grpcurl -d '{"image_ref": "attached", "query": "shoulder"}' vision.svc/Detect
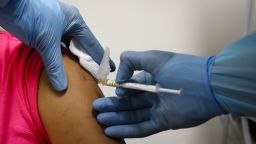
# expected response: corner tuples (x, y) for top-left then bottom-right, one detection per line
(38, 54), (124, 144)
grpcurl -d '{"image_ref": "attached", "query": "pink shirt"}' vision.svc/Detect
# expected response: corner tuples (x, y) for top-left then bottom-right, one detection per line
(0, 32), (50, 144)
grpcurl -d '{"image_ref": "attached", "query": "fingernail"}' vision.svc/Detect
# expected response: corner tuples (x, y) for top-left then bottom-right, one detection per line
(115, 88), (125, 96)
(97, 114), (104, 123)
(105, 128), (114, 136)
(92, 99), (101, 110)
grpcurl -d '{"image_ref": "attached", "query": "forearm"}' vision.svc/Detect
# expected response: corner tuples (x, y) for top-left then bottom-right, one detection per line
(210, 32), (256, 117)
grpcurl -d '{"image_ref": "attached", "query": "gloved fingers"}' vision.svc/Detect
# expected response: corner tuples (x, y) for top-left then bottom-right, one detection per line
(72, 32), (115, 72)
(104, 121), (157, 138)
(93, 94), (151, 112)
(96, 108), (150, 126)
(116, 51), (171, 83)
(115, 87), (143, 97)
(60, 3), (116, 72)
(116, 71), (155, 96)
(38, 42), (67, 91)
(130, 71), (155, 84)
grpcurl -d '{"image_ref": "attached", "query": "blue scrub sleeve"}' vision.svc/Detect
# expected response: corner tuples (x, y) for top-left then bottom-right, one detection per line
(0, 0), (11, 7)
(210, 32), (256, 117)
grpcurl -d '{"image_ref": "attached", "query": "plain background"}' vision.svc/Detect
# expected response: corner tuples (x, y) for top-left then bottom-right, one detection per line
(63, 0), (248, 143)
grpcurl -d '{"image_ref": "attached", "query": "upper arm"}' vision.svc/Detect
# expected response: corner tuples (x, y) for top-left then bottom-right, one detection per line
(38, 54), (123, 144)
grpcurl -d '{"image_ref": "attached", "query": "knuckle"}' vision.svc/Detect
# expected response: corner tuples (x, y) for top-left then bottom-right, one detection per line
(47, 61), (62, 75)
(67, 4), (80, 15)
(60, 2), (81, 18)
(35, 31), (59, 51)
(120, 51), (132, 61)
(42, 51), (62, 75)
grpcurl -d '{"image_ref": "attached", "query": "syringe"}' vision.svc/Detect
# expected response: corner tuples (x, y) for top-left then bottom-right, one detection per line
(99, 79), (182, 96)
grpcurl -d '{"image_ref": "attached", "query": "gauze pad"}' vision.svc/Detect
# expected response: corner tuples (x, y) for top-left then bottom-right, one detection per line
(69, 40), (111, 80)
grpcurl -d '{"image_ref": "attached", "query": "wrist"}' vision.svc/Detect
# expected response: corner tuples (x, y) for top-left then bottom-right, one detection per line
(0, 0), (28, 33)
(167, 54), (225, 116)
(206, 57), (226, 115)
(189, 55), (225, 116)
(0, 0), (27, 11)
(0, 0), (11, 8)
(0, 0), (21, 8)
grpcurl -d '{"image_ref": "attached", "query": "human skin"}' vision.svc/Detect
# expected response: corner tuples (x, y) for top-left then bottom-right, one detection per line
(0, 27), (122, 143)
(38, 53), (124, 144)
(0, 27), (4, 31)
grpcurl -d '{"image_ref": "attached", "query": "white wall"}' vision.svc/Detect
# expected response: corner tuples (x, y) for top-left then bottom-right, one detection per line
(63, 0), (247, 143)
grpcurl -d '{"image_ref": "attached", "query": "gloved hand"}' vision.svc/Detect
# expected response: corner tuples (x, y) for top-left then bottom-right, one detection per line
(93, 51), (225, 138)
(0, 0), (115, 91)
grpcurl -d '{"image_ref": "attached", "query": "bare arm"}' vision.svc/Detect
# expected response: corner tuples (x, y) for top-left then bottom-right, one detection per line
(38, 54), (123, 144)
(0, 27), (5, 31)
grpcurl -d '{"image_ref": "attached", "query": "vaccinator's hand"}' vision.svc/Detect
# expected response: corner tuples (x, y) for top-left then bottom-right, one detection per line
(0, 0), (115, 91)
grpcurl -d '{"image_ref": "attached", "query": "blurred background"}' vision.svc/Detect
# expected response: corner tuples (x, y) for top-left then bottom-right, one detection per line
(63, 0), (249, 143)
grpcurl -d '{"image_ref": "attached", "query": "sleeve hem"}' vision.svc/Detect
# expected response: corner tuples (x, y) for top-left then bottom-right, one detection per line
(207, 56), (228, 114)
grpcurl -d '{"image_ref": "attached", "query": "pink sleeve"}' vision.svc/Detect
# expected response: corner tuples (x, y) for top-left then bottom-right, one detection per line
(0, 32), (50, 144)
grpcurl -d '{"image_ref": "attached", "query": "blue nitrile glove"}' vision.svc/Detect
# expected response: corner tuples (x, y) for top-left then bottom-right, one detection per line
(0, 0), (115, 91)
(93, 51), (225, 138)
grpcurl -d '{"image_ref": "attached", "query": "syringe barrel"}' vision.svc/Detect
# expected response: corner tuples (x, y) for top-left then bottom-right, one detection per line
(101, 80), (182, 96)
(122, 82), (157, 93)
(122, 83), (182, 95)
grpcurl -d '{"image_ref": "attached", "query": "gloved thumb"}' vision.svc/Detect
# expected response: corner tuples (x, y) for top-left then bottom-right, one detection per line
(116, 51), (173, 83)
(38, 42), (67, 91)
